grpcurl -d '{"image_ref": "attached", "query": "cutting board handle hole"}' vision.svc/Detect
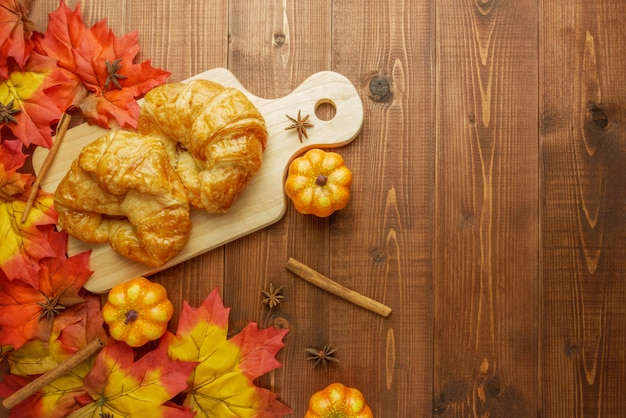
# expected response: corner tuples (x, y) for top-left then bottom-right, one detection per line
(315, 99), (337, 121)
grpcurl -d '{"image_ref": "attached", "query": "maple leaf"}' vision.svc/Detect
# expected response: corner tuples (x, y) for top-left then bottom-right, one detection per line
(0, 52), (67, 148)
(0, 198), (57, 283)
(71, 341), (195, 418)
(78, 86), (140, 131)
(0, 272), (43, 348)
(8, 294), (105, 376)
(0, 139), (32, 200)
(0, 347), (94, 418)
(163, 288), (293, 417)
(0, 0), (36, 78)
(34, 1), (170, 129)
(0, 228), (92, 349)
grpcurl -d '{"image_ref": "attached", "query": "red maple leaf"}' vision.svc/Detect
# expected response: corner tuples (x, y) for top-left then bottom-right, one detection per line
(33, 0), (170, 129)
(163, 288), (293, 417)
(0, 139), (32, 200)
(52, 293), (106, 356)
(0, 0), (36, 78)
(0, 228), (92, 349)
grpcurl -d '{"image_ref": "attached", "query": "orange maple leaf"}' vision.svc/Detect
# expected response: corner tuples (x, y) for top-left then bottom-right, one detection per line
(7, 294), (105, 377)
(33, 1), (171, 129)
(1, 52), (67, 148)
(0, 228), (92, 349)
(0, 0), (36, 78)
(163, 288), (293, 417)
(0, 139), (32, 200)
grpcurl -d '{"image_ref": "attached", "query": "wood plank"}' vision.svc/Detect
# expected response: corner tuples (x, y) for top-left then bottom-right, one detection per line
(331, 0), (435, 416)
(127, 0), (228, 82)
(225, 1), (335, 415)
(540, 0), (626, 416)
(433, 1), (540, 416)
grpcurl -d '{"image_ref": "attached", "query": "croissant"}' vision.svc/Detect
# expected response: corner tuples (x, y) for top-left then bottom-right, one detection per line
(54, 130), (192, 267)
(138, 79), (268, 213)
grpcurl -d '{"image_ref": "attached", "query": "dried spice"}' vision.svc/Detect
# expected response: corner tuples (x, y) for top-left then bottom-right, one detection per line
(305, 343), (339, 369)
(37, 293), (66, 322)
(0, 100), (21, 125)
(261, 283), (284, 309)
(285, 110), (313, 142)
(104, 58), (128, 90)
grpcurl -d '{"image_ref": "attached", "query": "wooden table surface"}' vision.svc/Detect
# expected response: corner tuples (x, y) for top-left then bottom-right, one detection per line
(3, 0), (626, 416)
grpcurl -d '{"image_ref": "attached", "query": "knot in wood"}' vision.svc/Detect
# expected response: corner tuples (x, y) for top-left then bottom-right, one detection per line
(565, 341), (579, 356)
(589, 105), (609, 130)
(370, 248), (385, 264)
(369, 76), (392, 102)
(274, 32), (286, 46)
(484, 377), (502, 398)
(269, 313), (290, 329)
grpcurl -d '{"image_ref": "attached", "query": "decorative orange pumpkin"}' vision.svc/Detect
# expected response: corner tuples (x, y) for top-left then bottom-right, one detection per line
(285, 148), (352, 217)
(305, 382), (373, 418)
(102, 277), (173, 347)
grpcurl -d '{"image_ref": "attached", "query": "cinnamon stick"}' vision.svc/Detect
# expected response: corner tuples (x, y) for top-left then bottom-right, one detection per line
(21, 113), (71, 224)
(2, 338), (104, 410)
(286, 258), (392, 317)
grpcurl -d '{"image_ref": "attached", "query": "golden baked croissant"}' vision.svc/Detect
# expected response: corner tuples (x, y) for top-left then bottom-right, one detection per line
(138, 79), (268, 213)
(54, 130), (192, 267)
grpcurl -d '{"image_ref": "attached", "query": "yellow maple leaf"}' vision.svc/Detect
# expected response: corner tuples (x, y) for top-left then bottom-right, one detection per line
(0, 195), (57, 284)
(76, 342), (195, 418)
(164, 288), (292, 417)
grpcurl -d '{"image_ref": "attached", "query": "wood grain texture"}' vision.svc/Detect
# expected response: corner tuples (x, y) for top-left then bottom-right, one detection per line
(540, 0), (626, 416)
(433, 0), (539, 416)
(2, 1), (626, 417)
(331, 0), (435, 416)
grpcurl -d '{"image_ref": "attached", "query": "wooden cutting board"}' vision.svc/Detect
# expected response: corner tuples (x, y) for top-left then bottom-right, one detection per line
(32, 68), (364, 293)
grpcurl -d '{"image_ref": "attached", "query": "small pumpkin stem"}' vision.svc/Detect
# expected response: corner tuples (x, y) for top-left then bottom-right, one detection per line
(124, 310), (139, 324)
(315, 174), (328, 187)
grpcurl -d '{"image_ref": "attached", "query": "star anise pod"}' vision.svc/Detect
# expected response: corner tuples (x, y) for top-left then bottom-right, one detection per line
(305, 343), (339, 370)
(37, 293), (66, 322)
(0, 100), (21, 125)
(261, 283), (284, 309)
(104, 58), (128, 90)
(285, 110), (313, 142)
